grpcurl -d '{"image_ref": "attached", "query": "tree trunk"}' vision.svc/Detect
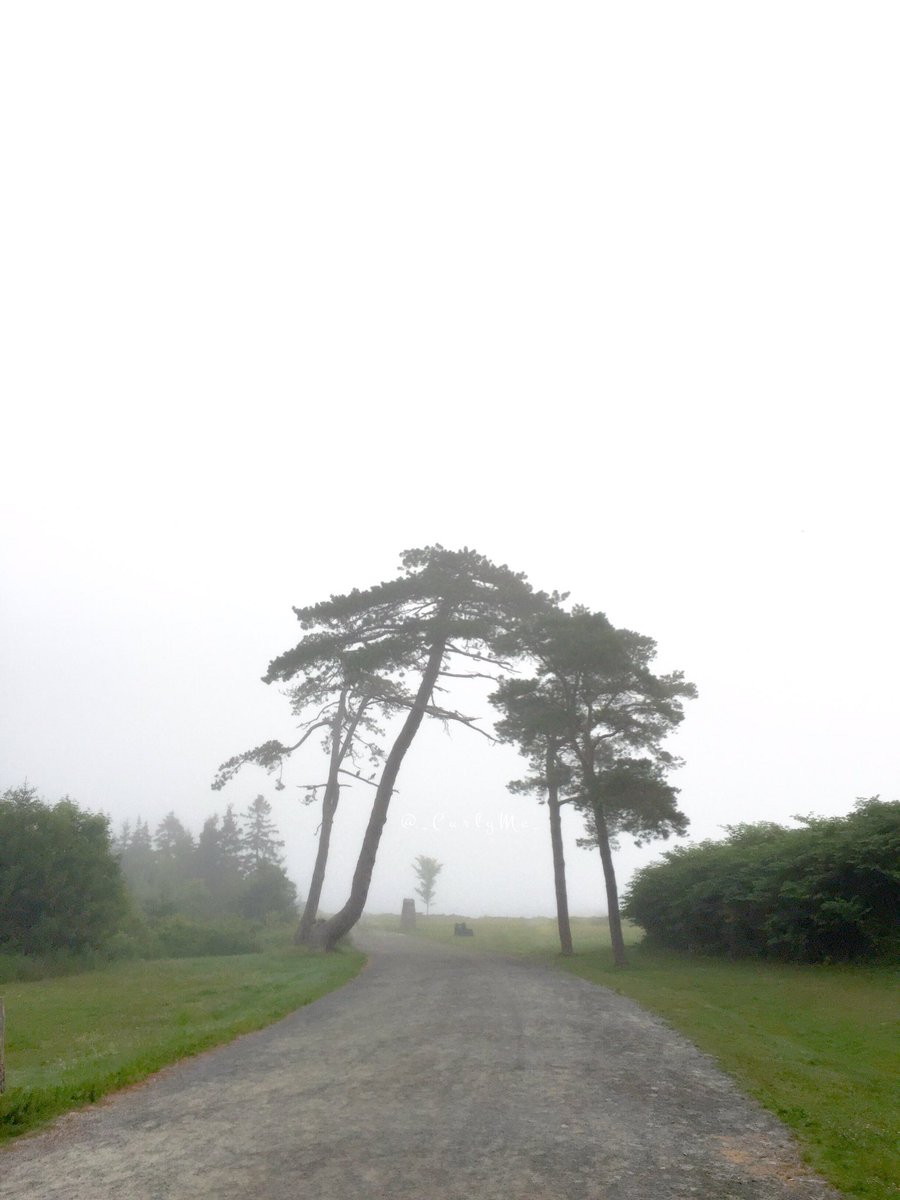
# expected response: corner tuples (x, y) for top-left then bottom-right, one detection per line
(295, 689), (347, 944)
(591, 793), (628, 967)
(316, 631), (448, 950)
(546, 743), (573, 956)
(295, 778), (339, 943)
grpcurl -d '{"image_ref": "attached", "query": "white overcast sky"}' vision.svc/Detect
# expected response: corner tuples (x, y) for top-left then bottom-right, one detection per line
(2, 3), (897, 917)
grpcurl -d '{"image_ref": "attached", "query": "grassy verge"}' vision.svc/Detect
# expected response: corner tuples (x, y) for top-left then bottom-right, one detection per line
(369, 914), (898, 1200)
(0, 933), (364, 1143)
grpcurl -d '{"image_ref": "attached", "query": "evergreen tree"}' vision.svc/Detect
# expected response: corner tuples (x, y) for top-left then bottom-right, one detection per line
(263, 546), (551, 949)
(146, 812), (196, 916)
(236, 861), (298, 923)
(493, 607), (696, 967)
(219, 804), (244, 872)
(194, 814), (223, 883)
(117, 817), (156, 910)
(154, 812), (195, 865)
(240, 795), (284, 870)
(215, 679), (388, 947)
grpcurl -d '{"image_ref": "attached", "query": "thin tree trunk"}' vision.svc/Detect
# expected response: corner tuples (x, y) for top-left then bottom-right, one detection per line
(295, 689), (347, 944)
(546, 743), (573, 956)
(591, 790), (628, 967)
(317, 629), (449, 950)
(295, 780), (339, 942)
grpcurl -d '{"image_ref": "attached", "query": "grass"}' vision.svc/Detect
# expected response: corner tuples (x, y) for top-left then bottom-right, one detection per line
(367, 913), (899, 1200)
(0, 932), (364, 1142)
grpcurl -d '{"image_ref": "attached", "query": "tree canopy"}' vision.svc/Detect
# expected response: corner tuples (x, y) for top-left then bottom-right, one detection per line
(215, 547), (698, 957)
(259, 546), (552, 948)
(412, 855), (442, 915)
(0, 784), (128, 954)
(492, 606), (696, 964)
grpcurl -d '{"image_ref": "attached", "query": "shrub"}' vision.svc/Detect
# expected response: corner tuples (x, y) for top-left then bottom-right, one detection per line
(623, 798), (900, 963)
(151, 916), (260, 958)
(0, 785), (129, 954)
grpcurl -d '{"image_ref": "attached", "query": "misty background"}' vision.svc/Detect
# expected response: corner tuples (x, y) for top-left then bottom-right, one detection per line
(2, 4), (897, 918)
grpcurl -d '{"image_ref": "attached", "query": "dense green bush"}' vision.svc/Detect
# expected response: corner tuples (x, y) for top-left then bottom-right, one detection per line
(623, 798), (899, 962)
(0, 785), (129, 955)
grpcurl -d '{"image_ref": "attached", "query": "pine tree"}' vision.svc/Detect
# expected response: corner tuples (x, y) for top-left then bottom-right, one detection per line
(154, 812), (195, 865)
(194, 815), (222, 884)
(263, 545), (552, 949)
(492, 607), (696, 967)
(117, 816), (156, 909)
(219, 804), (244, 875)
(240, 795), (284, 870)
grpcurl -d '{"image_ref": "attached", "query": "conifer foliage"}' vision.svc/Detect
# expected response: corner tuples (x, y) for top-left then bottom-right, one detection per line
(116, 798), (296, 923)
(492, 607), (696, 965)
(258, 545), (551, 948)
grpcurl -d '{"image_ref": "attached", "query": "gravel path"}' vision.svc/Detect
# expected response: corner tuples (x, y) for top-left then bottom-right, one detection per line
(0, 931), (842, 1199)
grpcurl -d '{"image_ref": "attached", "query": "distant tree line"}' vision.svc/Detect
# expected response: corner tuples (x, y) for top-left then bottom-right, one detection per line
(0, 784), (297, 971)
(13, 547), (889, 975)
(114, 795), (297, 925)
(623, 798), (900, 963)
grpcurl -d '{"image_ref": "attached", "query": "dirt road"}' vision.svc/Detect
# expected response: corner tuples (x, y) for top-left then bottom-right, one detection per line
(0, 931), (841, 1199)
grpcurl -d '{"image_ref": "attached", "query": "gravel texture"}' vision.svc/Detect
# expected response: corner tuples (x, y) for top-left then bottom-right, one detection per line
(0, 930), (843, 1199)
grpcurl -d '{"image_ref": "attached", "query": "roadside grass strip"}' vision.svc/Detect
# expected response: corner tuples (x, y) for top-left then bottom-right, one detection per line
(376, 914), (899, 1200)
(0, 941), (364, 1142)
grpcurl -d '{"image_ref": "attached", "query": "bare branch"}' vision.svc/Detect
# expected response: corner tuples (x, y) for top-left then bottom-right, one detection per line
(439, 671), (503, 681)
(287, 720), (333, 751)
(338, 769), (386, 790)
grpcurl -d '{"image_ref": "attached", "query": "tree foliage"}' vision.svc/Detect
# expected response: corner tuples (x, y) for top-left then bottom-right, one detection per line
(0, 784), (129, 954)
(412, 855), (442, 915)
(492, 606), (696, 965)
(261, 545), (551, 948)
(623, 798), (900, 962)
(214, 678), (387, 944)
(116, 799), (296, 924)
(240, 795), (285, 871)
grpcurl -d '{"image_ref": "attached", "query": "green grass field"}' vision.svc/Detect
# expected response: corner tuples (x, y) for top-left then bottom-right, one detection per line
(367, 914), (899, 1200)
(0, 936), (364, 1142)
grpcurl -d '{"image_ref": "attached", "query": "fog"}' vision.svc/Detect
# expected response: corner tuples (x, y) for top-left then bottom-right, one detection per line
(2, 4), (897, 919)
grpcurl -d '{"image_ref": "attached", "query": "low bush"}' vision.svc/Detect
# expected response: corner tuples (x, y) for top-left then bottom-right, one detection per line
(151, 915), (260, 957)
(623, 797), (899, 962)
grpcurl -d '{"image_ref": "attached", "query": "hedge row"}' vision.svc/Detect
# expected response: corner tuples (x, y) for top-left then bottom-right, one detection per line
(622, 797), (899, 962)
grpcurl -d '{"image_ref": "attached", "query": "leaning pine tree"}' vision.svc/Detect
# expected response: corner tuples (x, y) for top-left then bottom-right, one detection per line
(214, 659), (397, 944)
(263, 546), (551, 950)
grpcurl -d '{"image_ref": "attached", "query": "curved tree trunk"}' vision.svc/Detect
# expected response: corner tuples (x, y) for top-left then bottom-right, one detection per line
(591, 790), (628, 967)
(295, 778), (339, 943)
(546, 743), (573, 956)
(295, 689), (347, 944)
(316, 631), (448, 951)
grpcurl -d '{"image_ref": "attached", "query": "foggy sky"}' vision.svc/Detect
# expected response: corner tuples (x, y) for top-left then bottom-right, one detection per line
(2, 4), (897, 918)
